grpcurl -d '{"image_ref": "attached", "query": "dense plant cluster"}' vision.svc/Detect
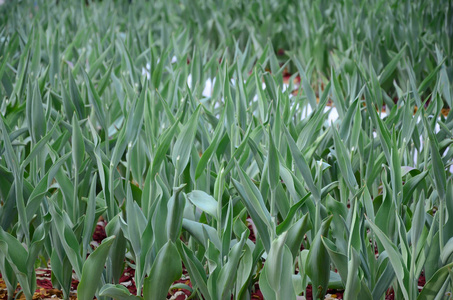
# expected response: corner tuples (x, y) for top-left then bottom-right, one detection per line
(0, 0), (452, 299)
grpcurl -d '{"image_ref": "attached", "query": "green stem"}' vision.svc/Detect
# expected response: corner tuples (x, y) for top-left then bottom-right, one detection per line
(108, 166), (115, 220)
(73, 171), (79, 222)
(205, 163), (210, 194)
(173, 168), (179, 188)
(315, 200), (321, 234)
(135, 256), (142, 296)
(126, 144), (132, 185)
(439, 199), (445, 252)
(270, 188), (276, 219)
(105, 106), (110, 157)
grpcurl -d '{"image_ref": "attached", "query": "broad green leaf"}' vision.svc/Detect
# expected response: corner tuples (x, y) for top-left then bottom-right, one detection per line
(344, 249), (360, 300)
(260, 241), (296, 300)
(166, 184), (186, 242)
(187, 190), (218, 221)
(77, 236), (115, 300)
(306, 216), (333, 299)
(285, 213), (312, 259)
(235, 243), (253, 299)
(143, 241), (182, 299)
(30, 82), (46, 143)
(99, 284), (141, 300)
(417, 262), (453, 300)
(322, 237), (349, 284)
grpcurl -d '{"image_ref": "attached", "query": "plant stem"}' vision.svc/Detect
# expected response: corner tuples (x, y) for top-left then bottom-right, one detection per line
(73, 171), (79, 222)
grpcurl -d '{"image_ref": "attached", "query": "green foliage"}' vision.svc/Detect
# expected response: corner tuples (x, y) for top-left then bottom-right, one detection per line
(0, 0), (452, 299)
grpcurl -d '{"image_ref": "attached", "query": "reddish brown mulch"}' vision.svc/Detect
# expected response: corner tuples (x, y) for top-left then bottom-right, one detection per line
(117, 266), (136, 295)
(92, 219), (107, 244)
(247, 218), (257, 243)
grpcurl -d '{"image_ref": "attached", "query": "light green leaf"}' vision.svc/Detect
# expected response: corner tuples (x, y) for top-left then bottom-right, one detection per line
(77, 236), (116, 300)
(172, 106), (201, 177)
(143, 241), (182, 299)
(187, 190), (218, 221)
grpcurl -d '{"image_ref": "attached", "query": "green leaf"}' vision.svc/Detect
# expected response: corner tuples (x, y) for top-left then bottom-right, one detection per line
(82, 68), (106, 129)
(266, 232), (288, 292)
(260, 240), (296, 300)
(216, 231), (248, 300)
(166, 184), (186, 242)
(143, 241), (182, 299)
(235, 244), (253, 298)
(50, 30), (59, 87)
(195, 109), (225, 179)
(418, 58), (447, 94)
(283, 125), (320, 201)
(178, 242), (211, 300)
(30, 82), (46, 143)
(267, 126), (279, 191)
(49, 204), (83, 278)
(378, 44), (406, 85)
(172, 106), (201, 177)
(0, 228), (35, 300)
(77, 236), (115, 300)
(366, 216), (409, 299)
(150, 119), (179, 178)
(82, 174), (98, 258)
(68, 70), (85, 119)
(232, 162), (272, 252)
(99, 284), (141, 300)
(182, 219), (221, 250)
(306, 216), (333, 299)
(88, 45), (112, 78)
(417, 262), (453, 300)
(124, 185), (147, 257)
(276, 193), (311, 234)
(20, 118), (58, 169)
(302, 75), (317, 109)
(402, 171), (428, 205)
(71, 115), (85, 172)
(285, 213), (312, 259)
(332, 125), (358, 192)
(187, 190), (218, 221)
(344, 249), (361, 300)
(322, 237), (348, 285)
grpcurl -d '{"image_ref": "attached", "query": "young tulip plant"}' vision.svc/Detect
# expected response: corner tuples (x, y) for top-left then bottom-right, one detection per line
(0, 1), (453, 300)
